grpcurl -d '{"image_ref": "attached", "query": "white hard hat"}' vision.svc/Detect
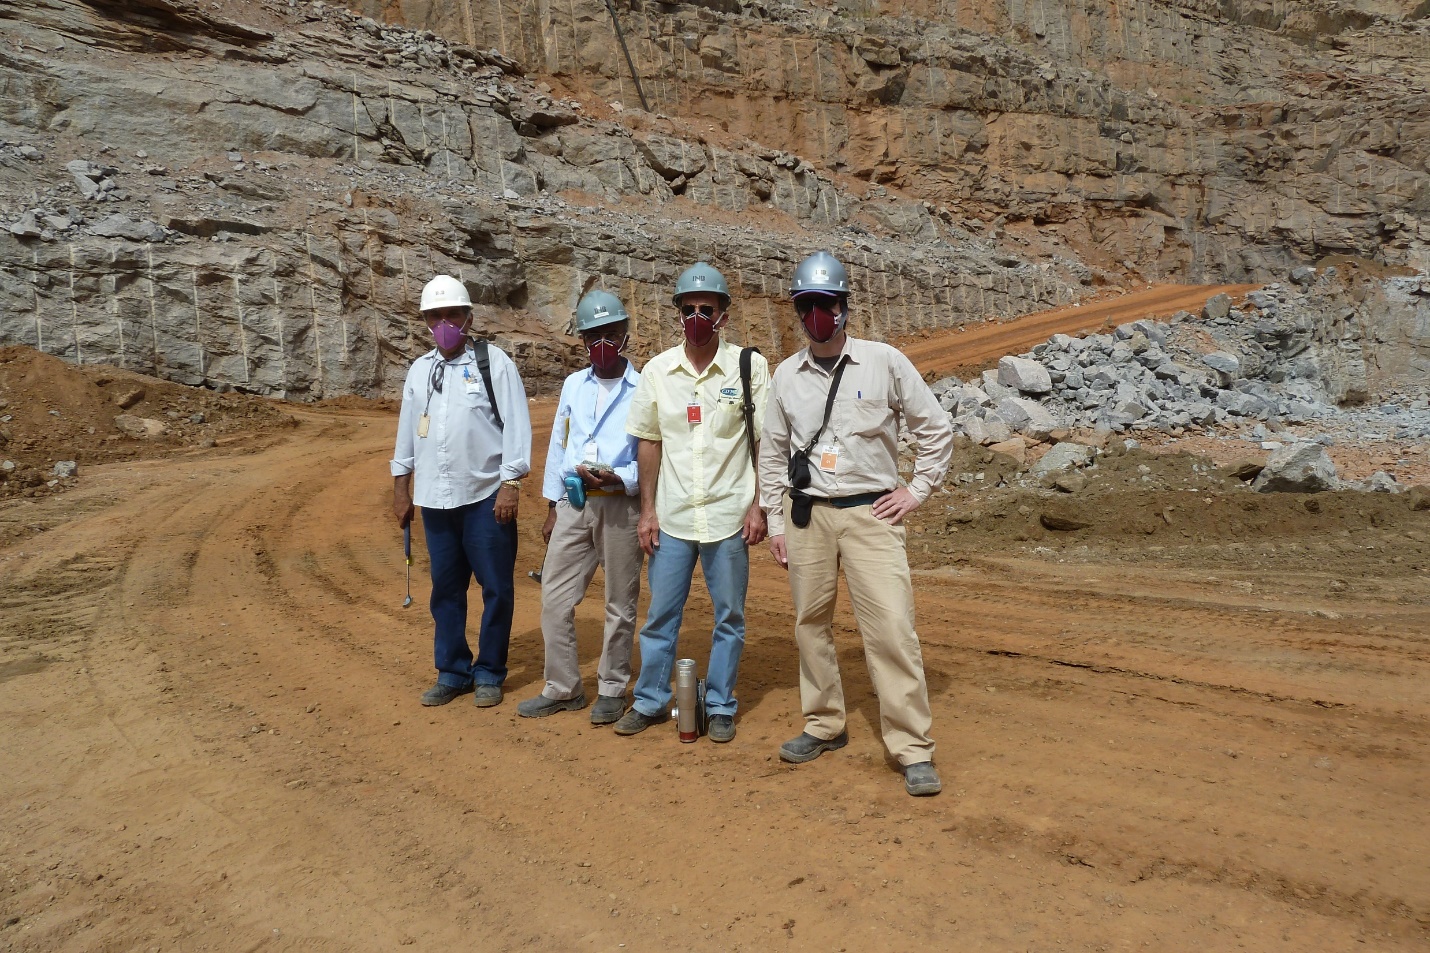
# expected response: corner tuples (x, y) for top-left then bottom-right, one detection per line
(419, 275), (472, 311)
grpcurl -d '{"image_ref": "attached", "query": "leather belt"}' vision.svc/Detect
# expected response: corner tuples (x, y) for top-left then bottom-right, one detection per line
(809, 490), (888, 508)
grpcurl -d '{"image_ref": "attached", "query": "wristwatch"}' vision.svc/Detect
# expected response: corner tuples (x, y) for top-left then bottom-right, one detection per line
(500, 479), (522, 490)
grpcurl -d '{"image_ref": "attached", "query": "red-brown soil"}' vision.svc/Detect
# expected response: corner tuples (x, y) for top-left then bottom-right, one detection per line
(1, 387), (1426, 951)
(900, 284), (1260, 378)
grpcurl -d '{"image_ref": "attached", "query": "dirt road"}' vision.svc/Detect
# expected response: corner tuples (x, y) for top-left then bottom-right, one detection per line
(900, 284), (1259, 377)
(2, 401), (1427, 952)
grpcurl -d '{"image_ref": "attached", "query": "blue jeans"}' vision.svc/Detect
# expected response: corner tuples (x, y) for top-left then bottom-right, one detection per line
(421, 494), (517, 688)
(631, 530), (749, 718)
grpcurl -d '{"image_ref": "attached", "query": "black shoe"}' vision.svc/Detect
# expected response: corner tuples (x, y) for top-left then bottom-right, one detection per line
(904, 762), (942, 796)
(708, 714), (735, 743)
(779, 730), (849, 764)
(472, 685), (504, 708)
(516, 693), (586, 718)
(420, 683), (474, 706)
(589, 694), (627, 725)
(613, 708), (664, 736)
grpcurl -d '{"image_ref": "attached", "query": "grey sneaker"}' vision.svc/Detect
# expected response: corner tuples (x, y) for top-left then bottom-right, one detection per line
(589, 695), (627, 725)
(612, 708), (664, 736)
(516, 692), (586, 718)
(708, 714), (735, 743)
(779, 731), (849, 764)
(421, 682), (474, 706)
(904, 761), (942, 797)
(472, 684), (504, 708)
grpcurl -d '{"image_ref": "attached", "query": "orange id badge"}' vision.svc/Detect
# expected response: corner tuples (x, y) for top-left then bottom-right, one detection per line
(819, 445), (839, 472)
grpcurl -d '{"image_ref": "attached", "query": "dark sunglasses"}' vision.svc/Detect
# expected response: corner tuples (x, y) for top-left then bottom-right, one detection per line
(679, 303), (719, 319)
(794, 293), (842, 314)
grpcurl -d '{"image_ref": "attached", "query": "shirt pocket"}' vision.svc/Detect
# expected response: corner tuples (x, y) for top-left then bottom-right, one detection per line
(710, 400), (746, 440)
(846, 398), (893, 438)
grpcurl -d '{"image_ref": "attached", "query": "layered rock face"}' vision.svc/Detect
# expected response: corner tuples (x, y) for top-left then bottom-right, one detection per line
(0, 0), (1085, 398)
(1, 0), (1426, 399)
(369, 0), (1430, 281)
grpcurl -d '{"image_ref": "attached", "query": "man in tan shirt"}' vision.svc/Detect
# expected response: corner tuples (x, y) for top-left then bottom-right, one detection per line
(758, 251), (953, 796)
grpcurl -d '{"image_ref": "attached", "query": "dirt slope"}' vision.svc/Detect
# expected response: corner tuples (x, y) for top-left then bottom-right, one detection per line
(901, 284), (1259, 377)
(0, 403), (1427, 951)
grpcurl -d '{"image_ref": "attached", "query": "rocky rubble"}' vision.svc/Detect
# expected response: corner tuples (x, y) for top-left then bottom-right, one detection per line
(931, 270), (1430, 493)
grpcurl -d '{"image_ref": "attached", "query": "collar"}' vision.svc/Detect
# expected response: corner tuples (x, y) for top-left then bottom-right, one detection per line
(424, 343), (476, 366)
(796, 335), (860, 373)
(673, 339), (734, 378)
(583, 360), (640, 388)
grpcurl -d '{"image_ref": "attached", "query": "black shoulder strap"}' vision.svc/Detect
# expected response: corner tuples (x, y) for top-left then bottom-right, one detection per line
(740, 346), (760, 470)
(473, 339), (504, 430)
(798, 356), (849, 459)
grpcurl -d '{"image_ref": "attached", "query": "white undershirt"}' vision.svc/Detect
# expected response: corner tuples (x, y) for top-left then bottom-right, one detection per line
(594, 375), (620, 418)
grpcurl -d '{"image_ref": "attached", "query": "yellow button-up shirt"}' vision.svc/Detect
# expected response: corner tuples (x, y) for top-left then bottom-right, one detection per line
(626, 339), (769, 542)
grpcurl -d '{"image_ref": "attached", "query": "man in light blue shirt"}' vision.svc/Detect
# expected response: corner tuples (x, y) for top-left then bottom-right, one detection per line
(391, 275), (532, 709)
(517, 290), (643, 725)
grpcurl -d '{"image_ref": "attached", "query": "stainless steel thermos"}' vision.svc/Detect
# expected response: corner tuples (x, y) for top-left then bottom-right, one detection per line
(674, 658), (698, 743)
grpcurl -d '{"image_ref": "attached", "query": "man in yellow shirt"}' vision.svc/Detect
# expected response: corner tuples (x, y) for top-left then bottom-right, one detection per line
(613, 262), (769, 743)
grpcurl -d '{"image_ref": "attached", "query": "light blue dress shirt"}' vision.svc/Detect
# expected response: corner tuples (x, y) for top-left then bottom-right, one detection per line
(390, 343), (532, 509)
(542, 361), (641, 502)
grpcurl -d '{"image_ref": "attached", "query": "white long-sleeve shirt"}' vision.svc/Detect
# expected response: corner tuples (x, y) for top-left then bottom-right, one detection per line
(542, 361), (642, 502)
(390, 343), (532, 510)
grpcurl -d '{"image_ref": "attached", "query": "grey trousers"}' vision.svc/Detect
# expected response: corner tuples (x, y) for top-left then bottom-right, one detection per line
(539, 494), (643, 700)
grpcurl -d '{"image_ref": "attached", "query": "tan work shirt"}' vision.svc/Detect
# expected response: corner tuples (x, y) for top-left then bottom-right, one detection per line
(758, 336), (953, 537)
(626, 339), (769, 543)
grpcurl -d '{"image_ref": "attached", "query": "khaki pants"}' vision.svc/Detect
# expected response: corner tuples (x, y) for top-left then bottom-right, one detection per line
(786, 497), (934, 766)
(539, 494), (643, 700)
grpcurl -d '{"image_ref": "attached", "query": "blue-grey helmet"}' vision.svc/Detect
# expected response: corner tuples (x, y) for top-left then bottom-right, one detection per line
(672, 261), (730, 307)
(789, 251), (849, 297)
(574, 289), (629, 332)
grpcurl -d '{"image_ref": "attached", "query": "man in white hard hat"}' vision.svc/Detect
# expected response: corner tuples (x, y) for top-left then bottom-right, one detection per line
(391, 275), (532, 709)
(613, 262), (768, 744)
(759, 252), (953, 796)
(517, 289), (643, 725)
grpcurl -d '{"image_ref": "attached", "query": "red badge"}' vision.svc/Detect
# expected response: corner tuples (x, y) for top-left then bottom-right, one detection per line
(687, 401), (702, 425)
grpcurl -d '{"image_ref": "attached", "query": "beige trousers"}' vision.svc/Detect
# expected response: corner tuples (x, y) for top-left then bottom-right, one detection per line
(539, 494), (643, 700)
(785, 497), (935, 766)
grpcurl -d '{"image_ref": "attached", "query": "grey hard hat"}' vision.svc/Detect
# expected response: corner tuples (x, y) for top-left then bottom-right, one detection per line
(790, 251), (849, 296)
(672, 261), (731, 307)
(574, 289), (629, 332)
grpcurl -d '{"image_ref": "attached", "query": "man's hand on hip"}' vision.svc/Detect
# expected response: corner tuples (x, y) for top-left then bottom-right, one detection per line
(872, 486), (919, 525)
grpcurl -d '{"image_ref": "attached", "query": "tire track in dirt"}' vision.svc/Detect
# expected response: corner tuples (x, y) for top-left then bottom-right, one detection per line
(3, 404), (1427, 950)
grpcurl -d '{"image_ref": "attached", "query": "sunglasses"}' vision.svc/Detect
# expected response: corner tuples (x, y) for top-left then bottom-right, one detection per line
(794, 294), (842, 314)
(679, 303), (720, 319)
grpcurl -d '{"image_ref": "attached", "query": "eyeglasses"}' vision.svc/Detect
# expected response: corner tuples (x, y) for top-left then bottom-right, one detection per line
(679, 303), (719, 319)
(794, 294), (843, 315)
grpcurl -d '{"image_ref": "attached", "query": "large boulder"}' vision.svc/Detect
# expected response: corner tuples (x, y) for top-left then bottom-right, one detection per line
(997, 356), (1052, 395)
(1029, 442), (1095, 476)
(994, 396), (1060, 440)
(1253, 443), (1337, 493)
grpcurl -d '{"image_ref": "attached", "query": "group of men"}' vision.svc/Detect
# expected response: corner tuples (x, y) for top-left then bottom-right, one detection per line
(390, 253), (954, 796)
